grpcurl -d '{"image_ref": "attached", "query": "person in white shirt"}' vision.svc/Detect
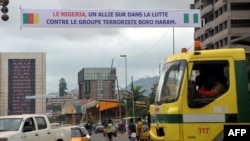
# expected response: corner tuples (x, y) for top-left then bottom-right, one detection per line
(128, 118), (136, 141)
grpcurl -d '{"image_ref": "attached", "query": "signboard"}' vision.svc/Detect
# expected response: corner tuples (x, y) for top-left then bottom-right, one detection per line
(8, 59), (36, 115)
(21, 9), (201, 28)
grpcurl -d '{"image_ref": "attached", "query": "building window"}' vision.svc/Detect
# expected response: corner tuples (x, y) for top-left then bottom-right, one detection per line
(85, 80), (90, 94)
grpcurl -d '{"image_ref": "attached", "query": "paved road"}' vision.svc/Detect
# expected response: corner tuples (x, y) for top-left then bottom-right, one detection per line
(91, 132), (130, 141)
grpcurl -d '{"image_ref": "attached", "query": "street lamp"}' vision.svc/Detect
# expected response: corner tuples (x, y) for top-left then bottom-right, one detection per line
(80, 82), (87, 123)
(120, 54), (128, 133)
(120, 55), (127, 92)
(116, 79), (122, 121)
(131, 76), (135, 123)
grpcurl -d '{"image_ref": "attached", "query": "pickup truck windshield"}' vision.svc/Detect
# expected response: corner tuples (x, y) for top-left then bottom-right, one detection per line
(0, 118), (22, 131)
(155, 61), (186, 104)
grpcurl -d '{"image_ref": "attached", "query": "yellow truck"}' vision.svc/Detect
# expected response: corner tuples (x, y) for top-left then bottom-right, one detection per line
(148, 46), (250, 141)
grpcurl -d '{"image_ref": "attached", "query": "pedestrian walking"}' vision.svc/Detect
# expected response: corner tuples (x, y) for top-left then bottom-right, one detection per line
(128, 118), (136, 141)
(106, 119), (113, 141)
(136, 117), (143, 141)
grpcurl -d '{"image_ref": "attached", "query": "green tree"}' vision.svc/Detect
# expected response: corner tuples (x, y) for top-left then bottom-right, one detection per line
(59, 78), (67, 96)
(127, 85), (147, 118)
(148, 83), (158, 105)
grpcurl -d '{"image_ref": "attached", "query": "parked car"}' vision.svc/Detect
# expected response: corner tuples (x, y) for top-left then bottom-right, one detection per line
(71, 126), (89, 141)
(95, 125), (104, 134)
(0, 114), (71, 141)
(103, 124), (118, 137)
(79, 126), (92, 141)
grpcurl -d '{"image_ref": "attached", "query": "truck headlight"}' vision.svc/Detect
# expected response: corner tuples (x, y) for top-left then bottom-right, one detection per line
(0, 138), (8, 141)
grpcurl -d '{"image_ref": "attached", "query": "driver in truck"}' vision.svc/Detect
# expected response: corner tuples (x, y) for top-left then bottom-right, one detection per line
(196, 74), (226, 97)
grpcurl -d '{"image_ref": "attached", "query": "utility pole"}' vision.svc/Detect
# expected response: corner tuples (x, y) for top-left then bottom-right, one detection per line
(120, 54), (128, 133)
(131, 76), (135, 123)
(116, 79), (122, 121)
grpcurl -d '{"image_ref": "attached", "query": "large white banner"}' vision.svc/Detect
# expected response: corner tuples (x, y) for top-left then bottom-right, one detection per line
(21, 9), (201, 28)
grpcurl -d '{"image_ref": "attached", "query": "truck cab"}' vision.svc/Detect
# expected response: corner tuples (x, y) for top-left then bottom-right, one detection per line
(149, 48), (250, 141)
(0, 114), (71, 141)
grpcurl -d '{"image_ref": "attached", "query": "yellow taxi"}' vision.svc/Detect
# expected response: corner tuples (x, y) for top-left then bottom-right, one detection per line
(70, 126), (89, 141)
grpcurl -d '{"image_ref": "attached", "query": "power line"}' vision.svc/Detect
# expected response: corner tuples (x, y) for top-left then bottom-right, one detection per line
(130, 28), (171, 58)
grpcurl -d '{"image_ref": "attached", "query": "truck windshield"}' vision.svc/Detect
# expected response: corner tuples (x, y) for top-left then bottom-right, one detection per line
(155, 61), (186, 104)
(0, 118), (22, 131)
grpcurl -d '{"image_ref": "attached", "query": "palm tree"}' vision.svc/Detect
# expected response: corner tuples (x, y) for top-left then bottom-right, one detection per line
(148, 83), (158, 105)
(126, 85), (147, 118)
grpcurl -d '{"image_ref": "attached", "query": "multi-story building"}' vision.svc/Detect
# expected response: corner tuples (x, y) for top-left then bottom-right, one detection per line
(191, 0), (250, 51)
(77, 67), (119, 121)
(78, 67), (117, 100)
(0, 53), (46, 116)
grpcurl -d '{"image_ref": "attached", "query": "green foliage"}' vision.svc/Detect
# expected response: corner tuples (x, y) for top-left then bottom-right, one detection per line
(126, 85), (147, 117)
(148, 91), (156, 105)
(148, 83), (157, 105)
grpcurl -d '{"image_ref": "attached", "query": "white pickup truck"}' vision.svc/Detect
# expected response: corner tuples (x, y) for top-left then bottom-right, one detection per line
(0, 114), (71, 141)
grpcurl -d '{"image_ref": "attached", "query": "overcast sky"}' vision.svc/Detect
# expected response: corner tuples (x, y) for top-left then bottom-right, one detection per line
(1, 0), (194, 94)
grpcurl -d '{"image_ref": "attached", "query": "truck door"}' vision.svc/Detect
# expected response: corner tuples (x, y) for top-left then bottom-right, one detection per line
(182, 60), (230, 141)
(22, 118), (39, 141)
(152, 61), (186, 140)
(34, 116), (53, 141)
